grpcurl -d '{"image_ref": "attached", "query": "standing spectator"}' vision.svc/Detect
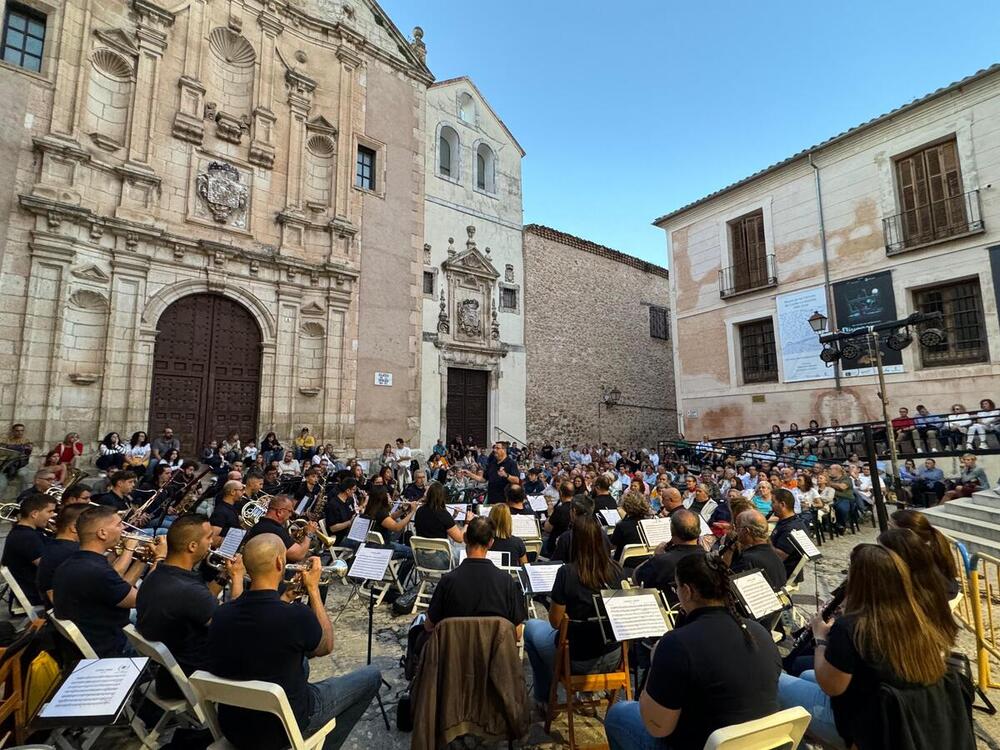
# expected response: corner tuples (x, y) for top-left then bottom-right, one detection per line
(96, 432), (127, 472)
(55, 432), (84, 467)
(293, 428), (315, 462)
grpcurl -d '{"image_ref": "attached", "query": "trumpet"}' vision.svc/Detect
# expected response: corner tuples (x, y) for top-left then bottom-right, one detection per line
(112, 521), (160, 563)
(285, 561), (349, 598)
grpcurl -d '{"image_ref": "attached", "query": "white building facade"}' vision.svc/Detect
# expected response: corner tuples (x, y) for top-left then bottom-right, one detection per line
(419, 77), (526, 453)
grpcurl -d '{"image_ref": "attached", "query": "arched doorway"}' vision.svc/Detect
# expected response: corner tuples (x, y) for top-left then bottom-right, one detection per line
(148, 294), (262, 454)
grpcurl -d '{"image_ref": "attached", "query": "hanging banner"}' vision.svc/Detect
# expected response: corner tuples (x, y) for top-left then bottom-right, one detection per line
(831, 270), (903, 377)
(775, 286), (830, 383)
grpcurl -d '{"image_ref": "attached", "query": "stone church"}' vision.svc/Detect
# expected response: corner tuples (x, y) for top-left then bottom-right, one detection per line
(0, 0), (438, 456)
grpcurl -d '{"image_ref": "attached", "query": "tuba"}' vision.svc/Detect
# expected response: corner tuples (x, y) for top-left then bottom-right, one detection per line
(0, 502), (20, 523)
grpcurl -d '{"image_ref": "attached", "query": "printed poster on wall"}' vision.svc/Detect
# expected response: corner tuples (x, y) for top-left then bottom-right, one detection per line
(775, 286), (830, 383)
(831, 270), (904, 377)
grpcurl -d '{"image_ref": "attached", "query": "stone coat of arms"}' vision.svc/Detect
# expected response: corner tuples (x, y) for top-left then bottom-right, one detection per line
(196, 161), (249, 225)
(458, 299), (482, 337)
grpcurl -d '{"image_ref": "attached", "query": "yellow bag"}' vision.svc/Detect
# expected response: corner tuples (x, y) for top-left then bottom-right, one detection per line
(24, 651), (59, 721)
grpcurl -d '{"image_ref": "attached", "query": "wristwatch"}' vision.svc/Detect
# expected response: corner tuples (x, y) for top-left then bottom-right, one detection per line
(814, 638), (829, 648)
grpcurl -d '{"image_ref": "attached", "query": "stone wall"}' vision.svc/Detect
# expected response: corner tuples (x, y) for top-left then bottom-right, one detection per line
(523, 225), (677, 449)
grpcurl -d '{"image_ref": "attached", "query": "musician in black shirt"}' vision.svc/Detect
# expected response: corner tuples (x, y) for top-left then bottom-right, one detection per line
(551, 495), (611, 562)
(592, 475), (617, 512)
(728, 510), (787, 590)
(634, 510), (706, 607)
(245, 495), (315, 563)
(37, 503), (86, 605)
(523, 467), (546, 495)
(261, 466), (282, 496)
(1, 493), (55, 606)
(209, 480), (244, 546)
(610, 490), (650, 563)
(402, 470), (428, 502)
(460, 442), (519, 505)
(94, 470), (137, 513)
(542, 481), (574, 557)
(505, 484), (535, 516)
(292, 469), (323, 514)
(324, 479), (360, 545)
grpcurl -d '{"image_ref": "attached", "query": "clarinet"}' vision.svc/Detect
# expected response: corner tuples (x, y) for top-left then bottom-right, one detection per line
(782, 580), (846, 671)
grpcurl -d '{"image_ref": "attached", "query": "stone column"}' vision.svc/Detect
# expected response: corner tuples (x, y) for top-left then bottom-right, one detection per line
(172, 0), (208, 143)
(278, 69), (315, 251)
(127, 1), (173, 166)
(333, 46), (361, 222)
(249, 12), (282, 168)
(102, 253), (150, 434)
(272, 287), (300, 437)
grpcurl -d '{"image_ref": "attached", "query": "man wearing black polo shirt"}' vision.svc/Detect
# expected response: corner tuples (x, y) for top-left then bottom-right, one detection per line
(94, 470), (137, 513)
(551, 495), (611, 562)
(592, 475), (617, 512)
(657, 487), (684, 517)
(37, 504), (87, 605)
(543, 481), (574, 557)
(241, 470), (265, 511)
(461, 442), (519, 505)
(210, 480), (244, 546)
(505, 484), (534, 516)
(245, 495), (315, 563)
(424, 517), (527, 637)
(208, 534), (381, 750)
(605, 553), (780, 750)
(402, 470), (428, 502)
(15, 469), (55, 503)
(634, 510), (705, 607)
(523, 468), (546, 495)
(1, 493), (55, 606)
(324, 479), (359, 545)
(53, 505), (165, 657)
(728, 510), (787, 590)
(138, 513), (245, 699)
(770, 488), (808, 581)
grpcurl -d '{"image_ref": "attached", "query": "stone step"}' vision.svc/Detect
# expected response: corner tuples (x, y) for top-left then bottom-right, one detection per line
(931, 525), (1000, 561)
(969, 489), (1000, 509)
(922, 504), (1000, 545)
(940, 497), (1000, 524)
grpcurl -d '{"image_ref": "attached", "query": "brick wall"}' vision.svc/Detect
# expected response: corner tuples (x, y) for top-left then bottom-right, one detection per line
(523, 225), (677, 448)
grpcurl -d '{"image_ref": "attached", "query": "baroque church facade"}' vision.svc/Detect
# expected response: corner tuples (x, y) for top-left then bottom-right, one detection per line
(0, 0), (532, 457)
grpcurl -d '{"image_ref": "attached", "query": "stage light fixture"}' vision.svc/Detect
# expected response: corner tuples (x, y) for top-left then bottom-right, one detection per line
(840, 341), (862, 360)
(884, 329), (913, 351)
(819, 345), (842, 363)
(918, 328), (946, 348)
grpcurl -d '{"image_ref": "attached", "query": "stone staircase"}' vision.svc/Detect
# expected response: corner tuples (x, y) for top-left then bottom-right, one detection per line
(923, 488), (1000, 560)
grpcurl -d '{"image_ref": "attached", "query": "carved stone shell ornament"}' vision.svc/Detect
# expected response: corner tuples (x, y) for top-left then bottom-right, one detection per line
(196, 161), (249, 224)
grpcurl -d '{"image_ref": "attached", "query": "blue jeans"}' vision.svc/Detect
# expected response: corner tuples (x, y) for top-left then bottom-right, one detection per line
(523, 619), (622, 703)
(833, 498), (852, 528)
(303, 663), (382, 749)
(605, 701), (670, 750)
(777, 670), (845, 749)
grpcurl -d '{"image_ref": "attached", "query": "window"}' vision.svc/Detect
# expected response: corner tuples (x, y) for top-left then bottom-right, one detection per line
(476, 143), (495, 192)
(458, 92), (475, 124)
(355, 145), (376, 191)
(2, 3), (45, 73)
(649, 306), (670, 340)
(895, 139), (967, 248)
(738, 319), (778, 384)
(438, 125), (458, 178)
(500, 286), (518, 312)
(727, 210), (769, 294)
(914, 279), (988, 367)
(422, 271), (435, 296)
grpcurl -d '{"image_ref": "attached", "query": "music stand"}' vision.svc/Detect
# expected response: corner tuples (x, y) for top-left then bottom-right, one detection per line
(638, 517), (672, 550)
(789, 528), (823, 609)
(590, 588), (674, 645)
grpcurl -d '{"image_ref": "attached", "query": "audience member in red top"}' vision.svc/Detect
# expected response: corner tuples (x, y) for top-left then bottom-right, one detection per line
(891, 407), (919, 452)
(54, 432), (84, 467)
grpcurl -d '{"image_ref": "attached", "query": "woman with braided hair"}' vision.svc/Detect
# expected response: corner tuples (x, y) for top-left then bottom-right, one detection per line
(604, 552), (781, 750)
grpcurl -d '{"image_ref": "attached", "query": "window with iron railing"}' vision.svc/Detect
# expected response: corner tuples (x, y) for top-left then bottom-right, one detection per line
(914, 279), (989, 367)
(720, 210), (776, 297)
(738, 318), (778, 384)
(649, 305), (670, 340)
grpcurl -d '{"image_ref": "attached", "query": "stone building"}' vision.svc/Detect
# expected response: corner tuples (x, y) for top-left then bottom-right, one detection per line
(654, 63), (1000, 438)
(0, 0), (432, 456)
(419, 77), (525, 453)
(523, 225), (676, 448)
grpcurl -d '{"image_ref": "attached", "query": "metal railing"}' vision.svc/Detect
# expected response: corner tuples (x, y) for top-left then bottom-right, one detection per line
(719, 253), (777, 298)
(882, 189), (984, 255)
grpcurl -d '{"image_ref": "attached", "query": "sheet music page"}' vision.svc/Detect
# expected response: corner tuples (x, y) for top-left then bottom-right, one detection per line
(40, 658), (148, 719)
(445, 503), (467, 519)
(459, 550), (509, 566)
(523, 563), (562, 593)
(294, 496), (310, 515)
(602, 592), (668, 641)
(698, 515), (712, 536)
(347, 544), (393, 581)
(217, 528), (246, 559)
(732, 571), (783, 619)
(478, 504), (492, 517)
(699, 500), (718, 521)
(599, 509), (620, 527)
(639, 518), (672, 547)
(527, 495), (548, 513)
(346, 515), (372, 544)
(511, 514), (539, 539)
(790, 528), (822, 559)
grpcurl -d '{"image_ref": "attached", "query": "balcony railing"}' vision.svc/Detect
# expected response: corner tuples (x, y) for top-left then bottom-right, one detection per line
(882, 189), (984, 255)
(719, 253), (777, 299)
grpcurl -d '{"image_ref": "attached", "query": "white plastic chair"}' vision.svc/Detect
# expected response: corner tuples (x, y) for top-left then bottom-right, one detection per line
(189, 670), (336, 750)
(0, 566), (43, 624)
(703, 706), (810, 749)
(619, 543), (652, 570)
(409, 536), (453, 612)
(48, 612), (98, 660)
(123, 624), (209, 745)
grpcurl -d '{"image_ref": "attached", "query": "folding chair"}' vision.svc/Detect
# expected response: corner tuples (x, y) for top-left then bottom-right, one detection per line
(619, 544), (652, 572)
(544, 617), (632, 750)
(123, 625), (209, 747)
(703, 705), (810, 749)
(408, 536), (453, 612)
(361, 531), (405, 607)
(0, 618), (43, 744)
(189, 670), (336, 750)
(0, 567), (43, 624)
(47, 613), (97, 660)
(523, 538), (542, 563)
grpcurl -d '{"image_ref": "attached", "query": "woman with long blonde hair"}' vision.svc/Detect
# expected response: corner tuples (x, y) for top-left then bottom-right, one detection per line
(778, 543), (965, 749)
(488, 503), (527, 565)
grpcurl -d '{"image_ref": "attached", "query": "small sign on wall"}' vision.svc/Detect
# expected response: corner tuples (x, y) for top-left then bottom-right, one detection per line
(374, 371), (393, 387)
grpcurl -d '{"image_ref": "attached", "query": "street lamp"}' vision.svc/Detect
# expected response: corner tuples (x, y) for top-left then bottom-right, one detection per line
(807, 310), (828, 334)
(604, 386), (622, 407)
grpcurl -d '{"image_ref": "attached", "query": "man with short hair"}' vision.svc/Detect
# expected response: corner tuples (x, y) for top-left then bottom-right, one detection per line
(523, 467), (545, 496)
(150, 427), (181, 465)
(505, 484), (534, 516)
(770, 488), (808, 580)
(245, 495), (315, 563)
(53, 505), (164, 656)
(207, 534), (381, 750)
(592, 475), (617, 512)
(658, 487), (684, 517)
(94, 470), (137, 512)
(325, 479), (360, 545)
(827, 464), (855, 532)
(892, 407), (919, 452)
(424, 517), (526, 637)
(2, 493), (56, 606)
(728, 510), (787, 590)
(210, 480), (245, 546)
(15, 469), (56, 503)
(262, 465), (282, 496)
(635, 509), (706, 606)
(37, 503), (87, 605)
(914, 404), (943, 452)
(138, 513), (244, 699)
(242, 469), (265, 508)
(461, 442), (520, 505)
(912, 457), (946, 506)
(543, 481), (574, 557)
(402, 470), (427, 502)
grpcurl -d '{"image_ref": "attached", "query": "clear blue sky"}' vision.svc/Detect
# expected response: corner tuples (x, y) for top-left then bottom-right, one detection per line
(381, 0), (1000, 267)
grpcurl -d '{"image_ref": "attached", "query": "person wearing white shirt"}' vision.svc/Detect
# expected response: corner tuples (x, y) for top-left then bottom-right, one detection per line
(647, 449), (659, 468)
(608, 450), (621, 466)
(568, 445), (583, 465)
(580, 448), (593, 466)
(392, 437), (413, 489)
(276, 450), (301, 477)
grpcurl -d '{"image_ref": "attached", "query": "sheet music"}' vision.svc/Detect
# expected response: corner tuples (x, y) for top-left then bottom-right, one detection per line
(698, 515), (712, 536)
(602, 591), (669, 641)
(511, 514), (540, 539)
(347, 544), (393, 581)
(790, 528), (822, 560)
(523, 563), (562, 593)
(599, 509), (620, 527)
(527, 495), (548, 513)
(732, 571), (783, 619)
(458, 550), (509, 567)
(445, 503), (468, 520)
(346, 515), (372, 544)
(294, 496), (310, 515)
(217, 528), (246, 559)
(478, 504), (493, 517)
(639, 517), (672, 547)
(699, 500), (718, 521)
(39, 658), (147, 719)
